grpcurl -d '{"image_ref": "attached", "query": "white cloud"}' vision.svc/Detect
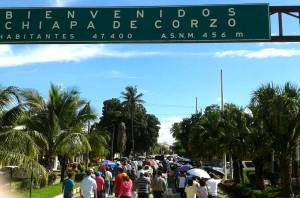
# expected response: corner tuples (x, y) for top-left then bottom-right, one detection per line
(106, 70), (136, 79)
(0, 45), (166, 68)
(215, 48), (300, 59)
(158, 117), (182, 145)
(51, 0), (76, 7)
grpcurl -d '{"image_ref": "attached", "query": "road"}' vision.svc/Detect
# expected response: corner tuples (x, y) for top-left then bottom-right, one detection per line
(72, 189), (234, 198)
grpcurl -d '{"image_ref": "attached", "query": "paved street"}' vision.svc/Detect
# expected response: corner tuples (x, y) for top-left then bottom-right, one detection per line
(73, 192), (181, 198)
(71, 188), (234, 198)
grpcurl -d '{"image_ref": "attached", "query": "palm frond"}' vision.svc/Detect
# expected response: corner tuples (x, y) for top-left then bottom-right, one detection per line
(0, 150), (47, 183)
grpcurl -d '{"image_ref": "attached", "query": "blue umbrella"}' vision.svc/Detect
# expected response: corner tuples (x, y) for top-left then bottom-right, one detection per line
(177, 164), (193, 172)
(99, 160), (116, 166)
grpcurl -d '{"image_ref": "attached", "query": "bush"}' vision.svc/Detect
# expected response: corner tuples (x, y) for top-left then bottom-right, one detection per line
(264, 172), (280, 186)
(243, 170), (255, 184)
(247, 172), (256, 185)
(48, 173), (57, 185)
(74, 172), (86, 182)
(19, 179), (32, 190)
(78, 163), (85, 173)
(233, 183), (284, 198)
(233, 183), (255, 198)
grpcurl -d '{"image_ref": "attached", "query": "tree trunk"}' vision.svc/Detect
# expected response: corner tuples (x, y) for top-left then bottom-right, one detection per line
(233, 155), (242, 183)
(253, 157), (265, 190)
(111, 124), (115, 160)
(131, 117), (134, 157)
(280, 157), (293, 196)
(58, 155), (67, 182)
(45, 152), (55, 171)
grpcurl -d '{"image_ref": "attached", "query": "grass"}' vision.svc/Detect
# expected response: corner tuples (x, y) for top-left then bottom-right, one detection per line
(19, 183), (80, 198)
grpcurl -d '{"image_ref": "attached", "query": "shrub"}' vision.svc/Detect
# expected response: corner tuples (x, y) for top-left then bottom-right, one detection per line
(19, 179), (32, 190)
(243, 170), (255, 184)
(233, 183), (255, 198)
(264, 172), (280, 186)
(78, 163), (85, 173)
(48, 173), (57, 185)
(74, 172), (86, 182)
(247, 172), (256, 185)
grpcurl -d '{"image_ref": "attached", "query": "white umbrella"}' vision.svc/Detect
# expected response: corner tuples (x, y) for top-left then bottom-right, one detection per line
(187, 168), (210, 178)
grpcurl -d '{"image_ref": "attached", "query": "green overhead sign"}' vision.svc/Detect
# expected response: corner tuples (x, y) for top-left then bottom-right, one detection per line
(0, 4), (270, 44)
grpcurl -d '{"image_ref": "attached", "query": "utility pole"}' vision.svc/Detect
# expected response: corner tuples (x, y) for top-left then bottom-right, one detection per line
(111, 124), (115, 160)
(86, 121), (90, 170)
(195, 97), (198, 114)
(221, 70), (227, 180)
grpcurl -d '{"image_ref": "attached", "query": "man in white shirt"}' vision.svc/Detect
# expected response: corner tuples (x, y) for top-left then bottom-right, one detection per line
(207, 173), (221, 198)
(80, 170), (97, 198)
(104, 167), (113, 196)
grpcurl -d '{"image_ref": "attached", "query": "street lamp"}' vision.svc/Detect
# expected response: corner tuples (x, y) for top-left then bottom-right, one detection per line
(5, 165), (18, 188)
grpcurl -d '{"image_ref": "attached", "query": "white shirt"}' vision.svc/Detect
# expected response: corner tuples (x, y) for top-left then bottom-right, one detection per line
(207, 179), (221, 196)
(197, 186), (208, 198)
(105, 171), (112, 181)
(80, 176), (97, 198)
(178, 176), (186, 188)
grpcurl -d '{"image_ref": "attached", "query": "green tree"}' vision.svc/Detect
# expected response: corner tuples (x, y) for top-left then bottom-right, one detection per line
(98, 98), (159, 157)
(0, 84), (47, 182)
(98, 98), (127, 159)
(22, 84), (97, 181)
(244, 105), (271, 190)
(120, 86), (145, 156)
(219, 104), (250, 184)
(251, 82), (300, 196)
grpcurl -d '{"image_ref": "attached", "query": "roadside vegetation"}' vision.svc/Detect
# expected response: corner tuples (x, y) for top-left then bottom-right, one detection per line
(0, 81), (299, 197)
(171, 82), (300, 197)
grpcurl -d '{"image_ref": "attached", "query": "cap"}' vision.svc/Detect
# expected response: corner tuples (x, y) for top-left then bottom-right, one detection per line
(95, 171), (101, 176)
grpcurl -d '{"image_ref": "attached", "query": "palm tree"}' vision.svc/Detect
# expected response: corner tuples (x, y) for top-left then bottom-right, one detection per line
(218, 104), (250, 184)
(120, 86), (145, 157)
(0, 84), (47, 182)
(244, 105), (271, 190)
(251, 82), (300, 196)
(22, 84), (98, 181)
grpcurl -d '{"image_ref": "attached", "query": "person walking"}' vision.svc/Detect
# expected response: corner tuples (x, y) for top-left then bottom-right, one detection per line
(80, 170), (97, 198)
(104, 167), (113, 197)
(151, 170), (167, 198)
(115, 167), (125, 197)
(62, 173), (75, 198)
(95, 171), (105, 198)
(166, 172), (174, 197)
(136, 171), (151, 198)
(207, 173), (221, 198)
(197, 179), (208, 198)
(184, 179), (199, 198)
(177, 171), (187, 198)
(117, 173), (132, 198)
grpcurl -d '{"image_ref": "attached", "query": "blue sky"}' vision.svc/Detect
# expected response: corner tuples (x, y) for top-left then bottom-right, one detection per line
(0, 0), (300, 144)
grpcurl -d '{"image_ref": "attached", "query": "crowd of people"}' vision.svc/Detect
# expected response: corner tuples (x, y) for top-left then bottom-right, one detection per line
(61, 158), (222, 198)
